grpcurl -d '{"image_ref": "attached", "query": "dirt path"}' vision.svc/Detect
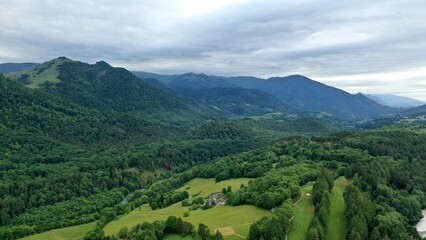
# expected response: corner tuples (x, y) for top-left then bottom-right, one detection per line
(294, 188), (305, 206)
(285, 187), (306, 240)
(234, 233), (247, 239)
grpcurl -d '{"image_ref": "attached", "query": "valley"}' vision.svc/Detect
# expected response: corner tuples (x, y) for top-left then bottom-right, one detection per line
(0, 59), (425, 240)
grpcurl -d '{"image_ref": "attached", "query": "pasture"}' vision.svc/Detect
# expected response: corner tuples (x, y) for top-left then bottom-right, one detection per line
(103, 178), (270, 239)
(20, 222), (96, 240)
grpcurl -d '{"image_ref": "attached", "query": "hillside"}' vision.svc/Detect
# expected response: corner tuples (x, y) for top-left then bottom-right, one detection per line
(90, 126), (425, 240)
(228, 75), (393, 118)
(6, 58), (207, 125)
(0, 62), (39, 74)
(0, 72), (278, 239)
(5, 58), (71, 87)
(134, 72), (295, 117)
(186, 87), (295, 116)
(402, 104), (426, 115)
(134, 72), (395, 119)
(0, 73), (170, 149)
(2, 73), (424, 240)
(0, 73), (176, 238)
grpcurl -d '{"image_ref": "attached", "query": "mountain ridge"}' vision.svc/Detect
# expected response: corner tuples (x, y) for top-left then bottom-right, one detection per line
(365, 93), (425, 108)
(7, 58), (209, 126)
(135, 71), (395, 118)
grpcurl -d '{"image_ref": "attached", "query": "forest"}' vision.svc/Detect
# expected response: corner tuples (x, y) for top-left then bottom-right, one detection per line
(1, 66), (426, 240)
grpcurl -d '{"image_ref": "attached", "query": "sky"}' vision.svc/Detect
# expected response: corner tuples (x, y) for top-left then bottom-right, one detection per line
(1, 0), (426, 100)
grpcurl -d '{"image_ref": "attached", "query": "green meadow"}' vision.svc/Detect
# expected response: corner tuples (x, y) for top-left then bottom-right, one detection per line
(177, 178), (252, 198)
(327, 177), (348, 240)
(20, 178), (344, 240)
(20, 222), (96, 240)
(103, 178), (271, 239)
(287, 182), (315, 240)
(287, 177), (348, 240)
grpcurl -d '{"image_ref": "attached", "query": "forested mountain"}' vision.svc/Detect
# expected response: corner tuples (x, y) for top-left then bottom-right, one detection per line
(227, 75), (394, 118)
(0, 72), (283, 239)
(402, 104), (426, 115)
(2, 59), (426, 240)
(0, 72), (170, 237)
(182, 87), (295, 116)
(134, 72), (395, 119)
(6, 58), (208, 125)
(0, 73), (170, 150)
(134, 72), (294, 117)
(0, 62), (39, 74)
(168, 72), (235, 90)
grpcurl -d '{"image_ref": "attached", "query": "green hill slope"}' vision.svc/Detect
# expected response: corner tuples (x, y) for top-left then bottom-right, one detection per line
(7, 58), (207, 125)
(0, 73), (170, 149)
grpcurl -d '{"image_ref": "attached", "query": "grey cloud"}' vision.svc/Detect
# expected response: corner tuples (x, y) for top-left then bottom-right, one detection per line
(1, 0), (426, 99)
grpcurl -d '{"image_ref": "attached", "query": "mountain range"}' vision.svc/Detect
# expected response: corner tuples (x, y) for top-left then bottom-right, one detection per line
(1, 58), (426, 240)
(0, 72), (173, 150)
(5, 58), (209, 126)
(3, 58), (426, 120)
(365, 93), (425, 108)
(135, 72), (401, 118)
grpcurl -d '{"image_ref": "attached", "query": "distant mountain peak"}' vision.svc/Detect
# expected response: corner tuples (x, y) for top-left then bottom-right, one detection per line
(267, 75), (323, 85)
(95, 60), (111, 68)
(288, 74), (310, 79)
(5, 57), (76, 87)
(7, 58), (207, 125)
(180, 72), (210, 79)
(365, 93), (425, 108)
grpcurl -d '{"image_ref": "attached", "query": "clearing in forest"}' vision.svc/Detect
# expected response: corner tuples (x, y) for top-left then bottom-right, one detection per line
(103, 178), (271, 239)
(327, 177), (349, 240)
(287, 177), (349, 240)
(287, 182), (315, 240)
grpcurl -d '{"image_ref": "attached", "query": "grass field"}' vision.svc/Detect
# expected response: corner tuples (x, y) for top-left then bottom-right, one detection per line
(104, 178), (270, 239)
(327, 177), (348, 240)
(20, 222), (96, 240)
(287, 177), (349, 240)
(287, 182), (314, 240)
(177, 178), (251, 198)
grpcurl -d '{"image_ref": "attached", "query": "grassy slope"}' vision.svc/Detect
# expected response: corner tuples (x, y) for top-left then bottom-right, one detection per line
(178, 178), (252, 199)
(21, 179), (347, 240)
(20, 222), (96, 240)
(104, 203), (268, 239)
(104, 178), (271, 239)
(6, 58), (71, 88)
(287, 182), (314, 240)
(327, 177), (348, 240)
(287, 178), (348, 240)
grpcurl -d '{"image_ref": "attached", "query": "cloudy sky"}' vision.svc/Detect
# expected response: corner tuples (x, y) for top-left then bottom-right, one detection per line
(1, 0), (426, 100)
